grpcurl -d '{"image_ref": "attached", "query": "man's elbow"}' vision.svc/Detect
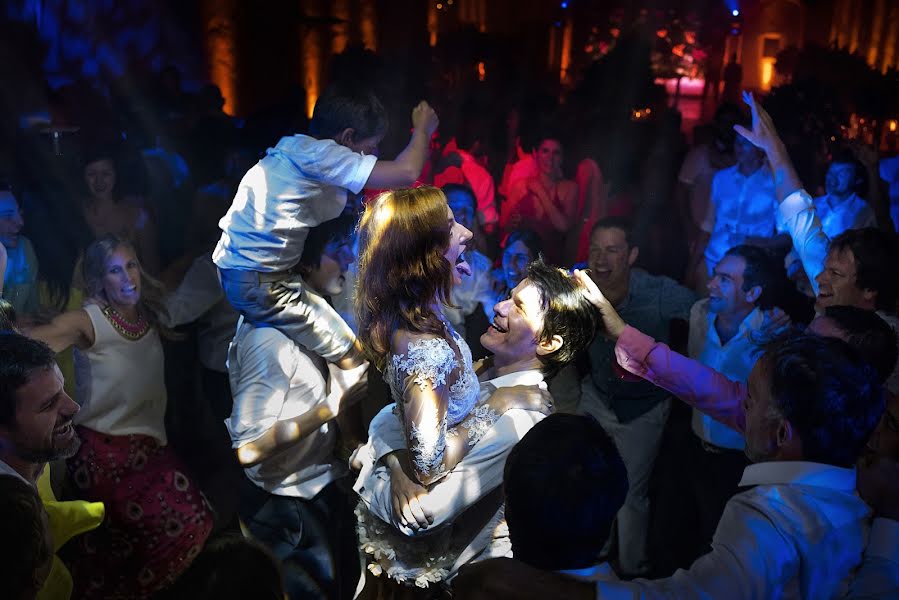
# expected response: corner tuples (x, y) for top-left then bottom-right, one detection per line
(236, 443), (263, 468)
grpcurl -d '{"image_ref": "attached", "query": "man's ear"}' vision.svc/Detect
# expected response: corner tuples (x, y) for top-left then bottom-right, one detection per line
(776, 419), (793, 448)
(745, 285), (762, 304)
(334, 128), (356, 147)
(535, 335), (563, 356)
(627, 246), (639, 267)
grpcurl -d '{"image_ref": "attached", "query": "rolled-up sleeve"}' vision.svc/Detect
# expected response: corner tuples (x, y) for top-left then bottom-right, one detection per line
(778, 189), (828, 295)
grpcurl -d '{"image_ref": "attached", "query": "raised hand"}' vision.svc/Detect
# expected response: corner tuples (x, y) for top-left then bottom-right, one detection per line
(573, 269), (626, 339)
(412, 101), (439, 138)
(733, 91), (784, 155)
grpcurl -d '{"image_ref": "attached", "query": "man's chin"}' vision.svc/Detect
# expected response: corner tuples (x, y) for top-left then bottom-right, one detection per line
(814, 295), (833, 313)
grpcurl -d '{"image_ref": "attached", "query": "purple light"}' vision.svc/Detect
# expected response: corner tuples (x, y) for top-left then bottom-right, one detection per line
(561, 1), (569, 8)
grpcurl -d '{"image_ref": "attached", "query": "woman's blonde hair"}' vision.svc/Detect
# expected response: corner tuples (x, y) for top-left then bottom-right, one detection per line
(82, 234), (174, 337)
(355, 186), (453, 370)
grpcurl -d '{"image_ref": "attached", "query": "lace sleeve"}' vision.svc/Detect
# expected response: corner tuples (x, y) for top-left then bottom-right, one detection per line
(392, 336), (456, 485)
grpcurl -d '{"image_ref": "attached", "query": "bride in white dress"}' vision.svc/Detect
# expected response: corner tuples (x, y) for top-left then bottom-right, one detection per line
(353, 186), (548, 588)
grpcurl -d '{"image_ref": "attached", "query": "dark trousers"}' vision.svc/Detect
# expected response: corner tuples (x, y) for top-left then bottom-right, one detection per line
(239, 478), (359, 600)
(650, 428), (749, 576)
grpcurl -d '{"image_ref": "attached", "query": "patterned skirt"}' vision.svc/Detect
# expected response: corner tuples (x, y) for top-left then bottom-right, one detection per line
(64, 426), (213, 599)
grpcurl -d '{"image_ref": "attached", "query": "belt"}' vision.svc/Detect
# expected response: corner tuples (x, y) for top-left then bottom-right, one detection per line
(219, 268), (294, 284)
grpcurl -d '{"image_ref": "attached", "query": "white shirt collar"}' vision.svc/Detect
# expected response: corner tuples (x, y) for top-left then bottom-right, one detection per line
(708, 305), (766, 344)
(738, 461), (856, 492)
(485, 368), (544, 389)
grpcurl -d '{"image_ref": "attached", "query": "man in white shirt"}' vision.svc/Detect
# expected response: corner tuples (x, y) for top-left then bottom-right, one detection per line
(778, 150), (877, 284)
(813, 151), (877, 236)
(227, 216), (366, 600)
(675, 103), (739, 243)
(0, 333), (81, 486)
(699, 134), (789, 278)
(655, 244), (788, 574)
(352, 259), (599, 585)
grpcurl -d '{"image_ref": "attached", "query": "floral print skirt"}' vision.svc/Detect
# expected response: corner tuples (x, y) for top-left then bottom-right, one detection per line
(64, 426), (213, 599)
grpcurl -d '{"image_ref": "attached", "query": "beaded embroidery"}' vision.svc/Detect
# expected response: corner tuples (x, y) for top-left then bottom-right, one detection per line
(102, 306), (150, 340)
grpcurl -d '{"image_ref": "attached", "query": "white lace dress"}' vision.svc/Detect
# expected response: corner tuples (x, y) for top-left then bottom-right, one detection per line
(356, 326), (501, 587)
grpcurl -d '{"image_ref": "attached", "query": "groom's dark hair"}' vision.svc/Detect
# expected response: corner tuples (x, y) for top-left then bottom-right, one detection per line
(526, 258), (599, 378)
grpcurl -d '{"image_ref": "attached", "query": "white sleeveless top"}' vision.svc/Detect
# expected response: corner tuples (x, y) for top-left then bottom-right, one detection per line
(74, 304), (168, 444)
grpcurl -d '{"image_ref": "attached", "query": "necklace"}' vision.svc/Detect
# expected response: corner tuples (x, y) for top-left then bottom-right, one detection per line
(102, 305), (150, 340)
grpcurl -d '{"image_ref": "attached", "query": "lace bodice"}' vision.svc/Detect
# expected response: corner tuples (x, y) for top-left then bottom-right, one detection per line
(385, 326), (480, 483)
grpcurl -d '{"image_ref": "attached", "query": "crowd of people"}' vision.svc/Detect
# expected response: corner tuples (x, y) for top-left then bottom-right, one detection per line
(1, 54), (898, 600)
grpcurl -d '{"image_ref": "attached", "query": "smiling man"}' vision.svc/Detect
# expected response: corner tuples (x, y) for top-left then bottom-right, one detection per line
(651, 244), (789, 573)
(0, 333), (81, 486)
(579, 216), (697, 577)
(352, 258), (598, 585)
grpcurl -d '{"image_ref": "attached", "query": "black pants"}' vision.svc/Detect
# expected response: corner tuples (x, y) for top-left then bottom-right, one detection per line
(239, 478), (359, 600)
(650, 429), (749, 576)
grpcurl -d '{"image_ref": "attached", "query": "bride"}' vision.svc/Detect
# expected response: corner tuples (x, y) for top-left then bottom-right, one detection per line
(353, 185), (549, 589)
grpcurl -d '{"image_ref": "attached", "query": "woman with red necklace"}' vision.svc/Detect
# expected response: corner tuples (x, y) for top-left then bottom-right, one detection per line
(28, 234), (212, 599)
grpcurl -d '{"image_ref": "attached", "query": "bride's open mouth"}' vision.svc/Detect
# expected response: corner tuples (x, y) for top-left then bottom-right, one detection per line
(455, 251), (472, 277)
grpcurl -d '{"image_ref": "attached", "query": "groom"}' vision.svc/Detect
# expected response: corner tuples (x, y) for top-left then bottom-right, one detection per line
(352, 258), (599, 578)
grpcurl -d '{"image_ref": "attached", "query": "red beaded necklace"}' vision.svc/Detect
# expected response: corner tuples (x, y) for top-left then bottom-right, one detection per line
(102, 305), (150, 340)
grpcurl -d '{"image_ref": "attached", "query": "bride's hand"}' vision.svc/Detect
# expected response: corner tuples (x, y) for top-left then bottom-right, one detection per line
(488, 385), (553, 415)
(386, 452), (434, 531)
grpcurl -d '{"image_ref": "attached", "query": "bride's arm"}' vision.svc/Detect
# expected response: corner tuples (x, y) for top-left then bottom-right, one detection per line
(395, 333), (499, 486)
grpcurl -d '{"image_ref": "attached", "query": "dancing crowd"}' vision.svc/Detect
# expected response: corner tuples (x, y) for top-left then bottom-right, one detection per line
(1, 71), (898, 600)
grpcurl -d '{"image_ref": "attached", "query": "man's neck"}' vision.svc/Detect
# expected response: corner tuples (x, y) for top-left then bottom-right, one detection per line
(827, 190), (854, 204)
(493, 356), (543, 378)
(0, 450), (42, 485)
(714, 305), (754, 345)
(607, 274), (631, 308)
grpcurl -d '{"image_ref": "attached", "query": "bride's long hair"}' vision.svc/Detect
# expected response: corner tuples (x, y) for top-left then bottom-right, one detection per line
(355, 186), (453, 370)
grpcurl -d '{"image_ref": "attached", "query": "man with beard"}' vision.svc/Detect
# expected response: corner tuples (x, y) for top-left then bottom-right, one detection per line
(0, 333), (81, 485)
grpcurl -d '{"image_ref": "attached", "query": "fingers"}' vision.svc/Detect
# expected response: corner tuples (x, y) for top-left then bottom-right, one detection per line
(733, 124), (761, 147)
(407, 495), (431, 529)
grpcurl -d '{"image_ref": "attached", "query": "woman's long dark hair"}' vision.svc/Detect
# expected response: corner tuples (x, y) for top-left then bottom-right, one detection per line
(355, 186), (453, 370)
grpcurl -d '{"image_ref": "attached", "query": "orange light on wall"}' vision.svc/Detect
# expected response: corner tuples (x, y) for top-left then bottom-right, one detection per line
(760, 58), (774, 90)
(332, 0), (349, 55)
(303, 28), (321, 119)
(477, 61), (486, 81)
(361, 0), (378, 50)
(890, 120), (898, 132)
(560, 17), (573, 83)
(204, 0), (238, 115)
(428, 3), (439, 47)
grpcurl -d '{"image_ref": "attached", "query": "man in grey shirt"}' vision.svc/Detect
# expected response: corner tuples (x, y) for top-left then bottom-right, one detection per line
(579, 216), (698, 577)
